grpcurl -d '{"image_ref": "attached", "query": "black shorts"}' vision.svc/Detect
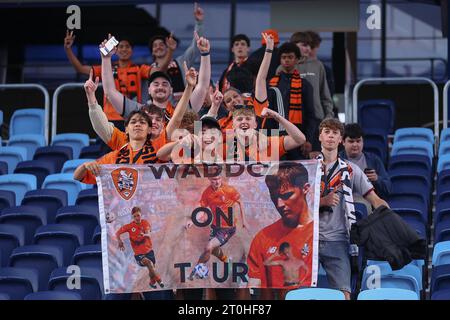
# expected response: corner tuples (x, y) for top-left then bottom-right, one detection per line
(210, 227), (236, 247)
(134, 250), (156, 267)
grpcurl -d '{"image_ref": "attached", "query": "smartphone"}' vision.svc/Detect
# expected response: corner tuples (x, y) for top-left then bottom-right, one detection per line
(364, 168), (374, 173)
(100, 36), (119, 56)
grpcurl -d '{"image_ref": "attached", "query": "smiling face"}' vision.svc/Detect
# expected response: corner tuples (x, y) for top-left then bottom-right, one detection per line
(149, 77), (172, 103)
(125, 113), (151, 141)
(223, 90), (244, 112)
(232, 111), (257, 138)
(201, 125), (221, 150)
(148, 112), (164, 137)
(152, 38), (168, 59)
(116, 40), (133, 61)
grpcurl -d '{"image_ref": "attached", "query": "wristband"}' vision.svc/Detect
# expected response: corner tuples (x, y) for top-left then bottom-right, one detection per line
(265, 49), (273, 53)
(201, 51), (210, 56)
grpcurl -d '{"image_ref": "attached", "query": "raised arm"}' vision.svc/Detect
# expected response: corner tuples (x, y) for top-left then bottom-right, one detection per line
(166, 62), (197, 139)
(152, 34), (176, 74)
(255, 33), (274, 102)
(205, 84), (223, 118)
(64, 30), (91, 75)
(260, 107), (306, 150)
(100, 35), (126, 115)
(190, 32), (211, 112)
(263, 253), (282, 266)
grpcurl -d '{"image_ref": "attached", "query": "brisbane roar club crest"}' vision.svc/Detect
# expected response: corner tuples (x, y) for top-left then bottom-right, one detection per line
(111, 167), (138, 200)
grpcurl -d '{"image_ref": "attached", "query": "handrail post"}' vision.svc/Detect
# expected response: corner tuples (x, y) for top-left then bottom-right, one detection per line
(443, 80), (450, 131)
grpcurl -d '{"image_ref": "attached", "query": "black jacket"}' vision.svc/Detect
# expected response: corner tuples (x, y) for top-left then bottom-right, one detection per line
(350, 205), (426, 270)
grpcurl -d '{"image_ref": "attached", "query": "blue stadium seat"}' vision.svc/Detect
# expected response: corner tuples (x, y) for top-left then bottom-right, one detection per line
(42, 173), (86, 205)
(0, 174), (37, 205)
(435, 208), (450, 226)
(393, 208), (427, 226)
(52, 133), (90, 159)
(388, 155), (432, 183)
(21, 189), (67, 224)
(437, 169), (450, 196)
(24, 291), (82, 300)
(33, 146), (73, 173)
(0, 161), (8, 175)
(9, 108), (45, 137)
(437, 154), (450, 174)
(435, 220), (450, 244)
(441, 128), (450, 144)
(391, 141), (433, 164)
(48, 267), (103, 300)
(76, 189), (98, 208)
(0, 110), (2, 125)
(79, 144), (102, 159)
(0, 224), (25, 267)
(390, 174), (430, 202)
(363, 133), (388, 165)
(73, 244), (102, 269)
(56, 205), (99, 244)
(432, 241), (450, 267)
(285, 288), (345, 300)
(354, 202), (368, 220)
(8, 134), (46, 160)
(0, 205), (47, 244)
(403, 219), (427, 239)
(439, 141), (450, 158)
(357, 288), (418, 300)
(431, 264), (450, 295)
(431, 289), (450, 300)
(61, 158), (94, 174)
(388, 193), (428, 218)
(436, 191), (450, 213)
(0, 190), (15, 211)
(0, 146), (27, 173)
(393, 127), (434, 145)
(92, 225), (101, 245)
(0, 267), (39, 300)
(34, 224), (84, 266)
(14, 160), (57, 188)
(358, 99), (395, 135)
(9, 245), (64, 291)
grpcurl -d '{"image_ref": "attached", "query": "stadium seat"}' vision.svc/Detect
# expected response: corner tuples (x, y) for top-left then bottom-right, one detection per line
(52, 133), (90, 159)
(61, 158), (94, 174)
(403, 219), (427, 239)
(21, 189), (67, 224)
(435, 220), (450, 244)
(8, 134), (46, 160)
(393, 127), (434, 145)
(79, 144), (102, 159)
(0, 174), (37, 205)
(0, 161), (8, 175)
(391, 141), (433, 164)
(0, 190), (15, 211)
(92, 225), (101, 245)
(0, 110), (3, 126)
(354, 202), (368, 220)
(436, 191), (450, 213)
(363, 132), (388, 165)
(42, 173), (86, 205)
(24, 291), (82, 300)
(9, 108), (45, 137)
(388, 155), (432, 183)
(439, 141), (450, 158)
(9, 245), (64, 291)
(0, 224), (25, 267)
(357, 288), (418, 300)
(431, 264), (450, 294)
(390, 174), (430, 202)
(76, 189), (98, 208)
(0, 267), (39, 300)
(0, 205), (47, 244)
(48, 267), (103, 300)
(33, 146), (73, 173)
(0, 146), (27, 173)
(432, 241), (450, 267)
(285, 288), (345, 300)
(72, 244), (102, 269)
(33, 224), (84, 266)
(431, 289), (450, 300)
(358, 99), (395, 135)
(437, 154), (450, 174)
(437, 169), (450, 196)
(387, 193), (428, 218)
(14, 160), (57, 188)
(393, 208), (427, 226)
(55, 205), (99, 244)
(441, 128), (450, 144)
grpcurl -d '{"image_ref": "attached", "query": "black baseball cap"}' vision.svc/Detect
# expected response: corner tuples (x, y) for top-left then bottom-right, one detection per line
(200, 116), (221, 131)
(148, 71), (172, 86)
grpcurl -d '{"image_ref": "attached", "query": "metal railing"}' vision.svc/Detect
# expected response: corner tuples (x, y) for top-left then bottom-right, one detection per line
(0, 83), (50, 144)
(352, 77), (440, 147)
(443, 80), (450, 131)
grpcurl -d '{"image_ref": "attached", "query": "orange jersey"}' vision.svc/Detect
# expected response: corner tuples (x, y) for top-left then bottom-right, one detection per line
(223, 135), (286, 162)
(116, 220), (152, 255)
(107, 127), (167, 152)
(200, 184), (240, 228)
(247, 219), (313, 288)
(92, 63), (152, 121)
(218, 96), (266, 133)
(82, 128), (166, 184)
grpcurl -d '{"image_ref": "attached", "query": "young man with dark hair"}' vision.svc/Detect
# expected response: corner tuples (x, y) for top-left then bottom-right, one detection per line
(219, 34), (253, 94)
(317, 118), (389, 300)
(339, 123), (391, 200)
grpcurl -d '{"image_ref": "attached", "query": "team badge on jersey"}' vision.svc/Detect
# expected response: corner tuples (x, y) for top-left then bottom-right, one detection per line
(267, 246), (278, 254)
(301, 243), (310, 257)
(111, 167), (139, 200)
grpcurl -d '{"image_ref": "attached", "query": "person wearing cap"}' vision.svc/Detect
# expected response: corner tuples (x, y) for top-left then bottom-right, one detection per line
(246, 29), (281, 81)
(64, 31), (175, 128)
(148, 2), (205, 98)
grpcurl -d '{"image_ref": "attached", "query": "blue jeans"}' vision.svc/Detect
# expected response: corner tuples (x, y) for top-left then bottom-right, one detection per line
(319, 241), (351, 293)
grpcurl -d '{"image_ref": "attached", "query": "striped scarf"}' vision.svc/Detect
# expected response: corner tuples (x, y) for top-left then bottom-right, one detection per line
(269, 69), (303, 125)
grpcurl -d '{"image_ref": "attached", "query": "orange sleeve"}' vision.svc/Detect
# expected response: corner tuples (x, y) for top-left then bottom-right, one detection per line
(268, 136), (286, 160)
(107, 127), (128, 150)
(92, 65), (102, 79)
(81, 151), (117, 184)
(247, 234), (263, 281)
(144, 220), (151, 232)
(116, 223), (130, 237)
(140, 64), (152, 79)
(252, 98), (268, 117)
(152, 129), (167, 152)
(200, 189), (209, 207)
(228, 187), (240, 202)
